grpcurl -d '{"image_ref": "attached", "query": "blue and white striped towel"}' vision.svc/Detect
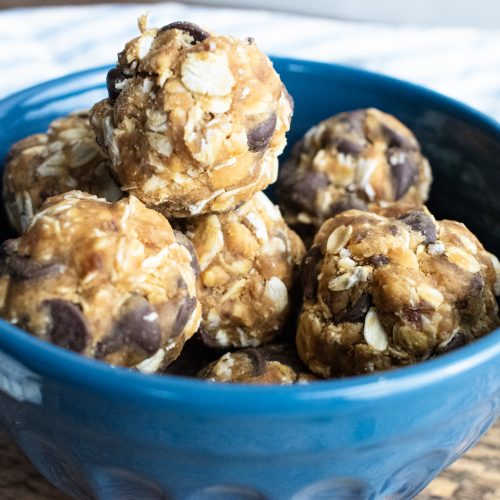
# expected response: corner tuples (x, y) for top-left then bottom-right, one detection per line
(1, 2), (499, 120)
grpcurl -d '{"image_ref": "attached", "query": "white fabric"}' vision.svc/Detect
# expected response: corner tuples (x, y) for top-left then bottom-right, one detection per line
(1, 2), (499, 120)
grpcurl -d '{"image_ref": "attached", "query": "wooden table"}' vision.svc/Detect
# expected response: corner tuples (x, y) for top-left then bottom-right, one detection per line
(0, 420), (498, 499)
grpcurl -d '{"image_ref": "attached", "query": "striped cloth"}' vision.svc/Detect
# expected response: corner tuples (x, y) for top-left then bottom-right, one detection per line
(1, 2), (500, 120)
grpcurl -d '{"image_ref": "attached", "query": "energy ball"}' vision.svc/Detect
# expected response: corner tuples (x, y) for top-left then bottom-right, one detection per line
(297, 205), (500, 377)
(277, 108), (432, 242)
(185, 192), (305, 348)
(198, 344), (317, 384)
(2, 111), (122, 234)
(0, 191), (201, 372)
(90, 17), (293, 217)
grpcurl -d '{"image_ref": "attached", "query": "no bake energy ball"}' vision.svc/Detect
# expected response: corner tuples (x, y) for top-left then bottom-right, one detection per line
(277, 108), (432, 241)
(90, 18), (293, 217)
(185, 192), (305, 348)
(199, 344), (317, 384)
(3, 111), (122, 234)
(297, 205), (500, 377)
(0, 191), (201, 372)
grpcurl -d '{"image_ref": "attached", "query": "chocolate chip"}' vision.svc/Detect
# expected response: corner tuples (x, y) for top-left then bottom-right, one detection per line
(14, 258), (64, 281)
(286, 170), (329, 214)
(390, 155), (419, 199)
(388, 224), (399, 236)
(434, 332), (468, 355)
(170, 295), (197, 339)
(243, 347), (267, 377)
(398, 209), (437, 244)
(468, 273), (484, 294)
(198, 326), (225, 349)
(247, 112), (277, 152)
(174, 230), (200, 278)
(0, 239), (17, 258)
(301, 246), (323, 300)
(106, 66), (126, 102)
(336, 138), (365, 155)
(456, 274), (484, 309)
(44, 299), (89, 353)
(1, 250), (64, 281)
(333, 293), (370, 324)
(319, 111), (367, 151)
(401, 308), (423, 328)
(0, 240), (15, 274)
(368, 254), (390, 267)
(380, 122), (418, 150)
(160, 21), (210, 43)
(97, 295), (162, 358)
(339, 110), (366, 136)
(328, 194), (368, 218)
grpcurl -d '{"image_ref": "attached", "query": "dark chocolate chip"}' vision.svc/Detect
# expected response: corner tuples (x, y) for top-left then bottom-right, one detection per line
(97, 295), (162, 358)
(301, 246), (323, 300)
(328, 194), (368, 218)
(336, 138), (365, 155)
(243, 347), (267, 377)
(380, 122), (419, 150)
(160, 21), (210, 43)
(398, 209), (437, 244)
(469, 273), (484, 294)
(368, 254), (390, 267)
(198, 326), (225, 350)
(0, 240), (16, 274)
(13, 258), (64, 281)
(106, 66), (127, 102)
(286, 170), (329, 214)
(456, 274), (484, 309)
(339, 110), (366, 136)
(388, 224), (399, 236)
(386, 148), (418, 200)
(434, 332), (468, 355)
(319, 130), (336, 149)
(3, 252), (64, 281)
(401, 307), (423, 328)
(333, 293), (370, 324)
(174, 230), (200, 278)
(390, 155), (419, 199)
(44, 299), (89, 353)
(247, 112), (277, 152)
(246, 37), (255, 45)
(170, 295), (197, 339)
(0, 239), (17, 258)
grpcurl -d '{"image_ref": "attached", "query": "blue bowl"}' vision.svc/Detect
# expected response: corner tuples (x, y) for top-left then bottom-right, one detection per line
(0, 59), (499, 500)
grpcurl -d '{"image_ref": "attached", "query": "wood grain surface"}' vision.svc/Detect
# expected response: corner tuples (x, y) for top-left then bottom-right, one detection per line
(0, 420), (498, 499)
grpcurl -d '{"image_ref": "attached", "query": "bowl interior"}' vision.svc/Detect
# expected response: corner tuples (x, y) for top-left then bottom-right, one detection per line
(0, 59), (499, 398)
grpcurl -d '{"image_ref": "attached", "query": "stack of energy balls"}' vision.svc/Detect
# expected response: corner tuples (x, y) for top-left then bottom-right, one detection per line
(1, 18), (499, 383)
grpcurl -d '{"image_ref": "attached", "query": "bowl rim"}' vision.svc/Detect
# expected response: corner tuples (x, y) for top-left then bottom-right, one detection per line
(0, 57), (499, 413)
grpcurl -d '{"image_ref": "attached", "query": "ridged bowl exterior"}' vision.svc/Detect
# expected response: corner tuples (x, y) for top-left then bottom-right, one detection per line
(0, 60), (499, 500)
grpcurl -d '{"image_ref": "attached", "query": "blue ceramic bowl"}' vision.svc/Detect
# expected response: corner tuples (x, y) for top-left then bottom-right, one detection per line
(0, 59), (499, 500)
